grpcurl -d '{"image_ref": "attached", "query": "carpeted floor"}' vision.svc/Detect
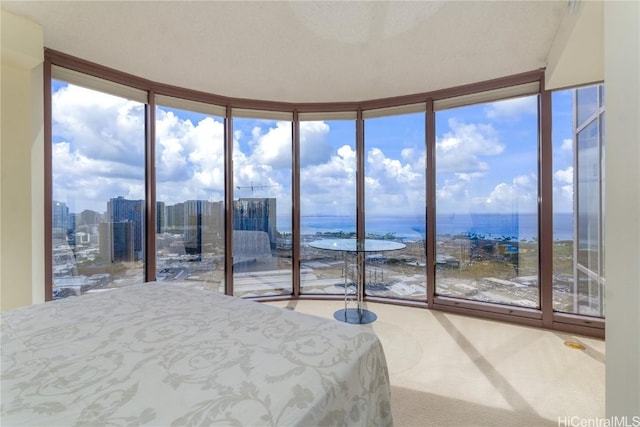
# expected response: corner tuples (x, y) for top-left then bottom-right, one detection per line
(267, 299), (605, 427)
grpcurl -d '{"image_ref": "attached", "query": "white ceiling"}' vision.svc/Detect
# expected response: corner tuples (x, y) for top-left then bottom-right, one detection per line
(1, 1), (569, 103)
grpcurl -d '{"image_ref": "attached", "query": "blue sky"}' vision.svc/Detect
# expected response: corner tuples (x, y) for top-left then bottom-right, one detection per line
(51, 81), (575, 222)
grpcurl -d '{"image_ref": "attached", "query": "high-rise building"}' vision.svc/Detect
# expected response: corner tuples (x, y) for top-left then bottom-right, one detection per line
(166, 202), (185, 232)
(157, 201), (166, 234)
(52, 200), (69, 231)
(107, 196), (144, 259)
(183, 200), (224, 255)
(233, 198), (277, 248)
(99, 221), (134, 262)
(79, 209), (101, 226)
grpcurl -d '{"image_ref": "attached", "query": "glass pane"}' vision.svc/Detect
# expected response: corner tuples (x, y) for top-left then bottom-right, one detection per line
(552, 84), (605, 318)
(600, 112), (606, 281)
(232, 117), (292, 297)
(300, 120), (356, 295)
(51, 80), (145, 299)
(551, 89), (576, 312)
(575, 270), (605, 316)
(364, 112), (426, 301)
(435, 95), (540, 308)
(155, 104), (225, 290)
(576, 86), (598, 127)
(577, 120), (600, 272)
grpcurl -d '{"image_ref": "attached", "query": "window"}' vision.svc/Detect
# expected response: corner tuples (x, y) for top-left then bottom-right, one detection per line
(51, 78), (145, 298)
(299, 117), (357, 295)
(155, 98), (226, 290)
(364, 110), (427, 301)
(231, 112), (293, 297)
(45, 54), (604, 336)
(434, 95), (540, 308)
(552, 84), (605, 317)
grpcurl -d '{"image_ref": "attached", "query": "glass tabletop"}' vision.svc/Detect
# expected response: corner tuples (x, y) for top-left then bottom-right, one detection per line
(308, 238), (405, 252)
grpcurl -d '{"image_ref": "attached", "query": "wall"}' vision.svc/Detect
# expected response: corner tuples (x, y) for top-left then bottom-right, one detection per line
(0, 9), (44, 310)
(545, 0), (604, 90)
(604, 0), (640, 418)
(548, 0), (640, 416)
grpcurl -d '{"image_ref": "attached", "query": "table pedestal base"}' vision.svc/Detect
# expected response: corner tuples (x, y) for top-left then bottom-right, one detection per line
(333, 308), (377, 324)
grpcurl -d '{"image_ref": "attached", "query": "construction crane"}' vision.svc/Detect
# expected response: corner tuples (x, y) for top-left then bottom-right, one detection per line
(235, 181), (277, 192)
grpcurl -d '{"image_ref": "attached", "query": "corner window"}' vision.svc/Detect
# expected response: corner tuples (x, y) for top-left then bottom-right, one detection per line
(552, 84), (605, 317)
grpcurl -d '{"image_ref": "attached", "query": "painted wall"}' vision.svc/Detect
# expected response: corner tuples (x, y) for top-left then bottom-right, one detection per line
(548, 0), (640, 417)
(0, 9), (44, 310)
(545, 0), (604, 90)
(604, 1), (640, 418)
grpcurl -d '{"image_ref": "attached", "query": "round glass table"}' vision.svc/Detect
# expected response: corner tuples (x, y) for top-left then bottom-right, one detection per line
(308, 238), (406, 324)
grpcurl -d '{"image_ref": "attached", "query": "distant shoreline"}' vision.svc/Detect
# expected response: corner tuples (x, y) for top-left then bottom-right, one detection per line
(277, 213), (574, 241)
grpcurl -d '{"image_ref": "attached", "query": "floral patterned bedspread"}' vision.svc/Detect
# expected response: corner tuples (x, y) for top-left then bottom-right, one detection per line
(1, 282), (393, 426)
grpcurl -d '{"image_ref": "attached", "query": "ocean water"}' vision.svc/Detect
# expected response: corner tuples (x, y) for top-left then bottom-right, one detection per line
(295, 213), (574, 242)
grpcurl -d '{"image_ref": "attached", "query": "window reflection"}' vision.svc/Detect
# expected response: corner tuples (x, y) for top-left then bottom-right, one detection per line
(552, 84), (605, 318)
(51, 81), (145, 298)
(434, 95), (540, 308)
(48, 64), (605, 329)
(155, 104), (225, 290)
(232, 117), (293, 297)
(364, 112), (427, 301)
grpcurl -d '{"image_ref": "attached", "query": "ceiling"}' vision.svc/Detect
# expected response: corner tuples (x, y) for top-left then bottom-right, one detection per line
(2, 1), (570, 103)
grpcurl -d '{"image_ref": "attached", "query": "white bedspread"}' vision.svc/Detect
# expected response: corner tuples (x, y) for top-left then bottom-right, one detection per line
(1, 282), (392, 426)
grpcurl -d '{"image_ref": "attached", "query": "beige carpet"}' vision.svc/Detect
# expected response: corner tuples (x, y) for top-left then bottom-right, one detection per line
(267, 299), (605, 427)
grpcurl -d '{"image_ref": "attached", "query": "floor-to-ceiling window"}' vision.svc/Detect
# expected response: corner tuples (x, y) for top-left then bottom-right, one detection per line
(51, 69), (146, 298)
(434, 94), (540, 308)
(299, 115), (357, 295)
(44, 54), (604, 336)
(155, 97), (226, 291)
(552, 84), (605, 317)
(363, 107), (427, 301)
(231, 111), (293, 297)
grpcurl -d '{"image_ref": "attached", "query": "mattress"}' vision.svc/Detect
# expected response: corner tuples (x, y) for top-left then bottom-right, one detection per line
(1, 282), (393, 426)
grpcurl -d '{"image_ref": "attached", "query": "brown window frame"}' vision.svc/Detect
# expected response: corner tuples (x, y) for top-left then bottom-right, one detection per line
(44, 48), (604, 338)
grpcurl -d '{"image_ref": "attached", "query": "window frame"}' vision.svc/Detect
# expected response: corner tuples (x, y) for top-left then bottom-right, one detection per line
(44, 48), (604, 338)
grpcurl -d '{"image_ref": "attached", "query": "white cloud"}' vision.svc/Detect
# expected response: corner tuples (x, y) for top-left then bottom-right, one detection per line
(300, 121), (332, 166)
(554, 166), (573, 185)
(364, 147), (425, 216)
(249, 121), (292, 170)
(52, 85), (232, 210)
(156, 110), (225, 203)
(52, 85), (145, 165)
(300, 144), (358, 216)
(553, 166), (574, 213)
(51, 84), (542, 221)
(454, 172), (484, 183)
(367, 147), (420, 184)
(481, 174), (538, 213)
(436, 118), (503, 174)
(433, 118), (544, 214)
(155, 110), (189, 182)
(551, 138), (573, 174)
(437, 171), (539, 214)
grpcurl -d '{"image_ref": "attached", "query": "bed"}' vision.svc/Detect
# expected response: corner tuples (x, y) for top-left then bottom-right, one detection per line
(1, 282), (393, 426)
